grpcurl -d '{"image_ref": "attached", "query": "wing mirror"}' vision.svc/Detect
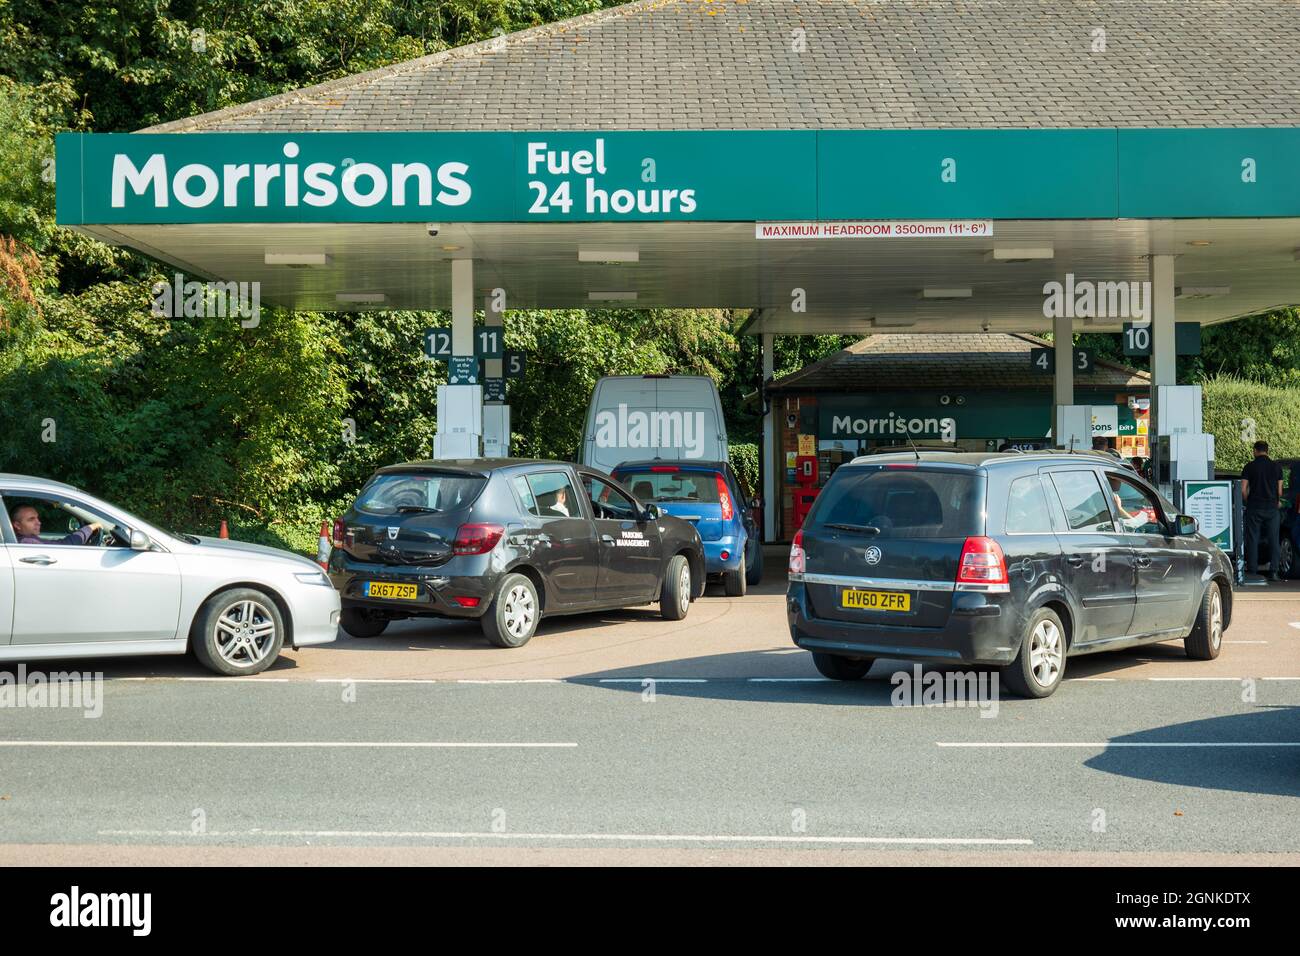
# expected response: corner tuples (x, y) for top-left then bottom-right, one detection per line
(1175, 514), (1198, 536)
(642, 503), (662, 521)
(129, 529), (152, 551)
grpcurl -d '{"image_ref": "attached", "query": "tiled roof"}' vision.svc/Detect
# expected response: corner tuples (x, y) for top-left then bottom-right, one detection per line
(766, 332), (1150, 391)
(147, 0), (1300, 132)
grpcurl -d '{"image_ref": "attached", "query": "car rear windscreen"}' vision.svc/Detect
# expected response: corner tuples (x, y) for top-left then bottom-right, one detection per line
(615, 469), (721, 504)
(354, 473), (485, 515)
(810, 467), (982, 538)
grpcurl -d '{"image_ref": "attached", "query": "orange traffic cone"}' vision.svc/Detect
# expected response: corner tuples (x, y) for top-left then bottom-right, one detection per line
(218, 519), (229, 539)
(316, 520), (331, 569)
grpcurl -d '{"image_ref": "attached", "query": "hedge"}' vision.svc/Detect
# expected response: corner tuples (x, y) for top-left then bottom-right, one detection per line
(1203, 374), (1300, 473)
(729, 442), (759, 497)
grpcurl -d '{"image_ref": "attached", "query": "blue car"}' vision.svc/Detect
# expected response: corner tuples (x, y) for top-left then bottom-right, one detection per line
(612, 460), (762, 595)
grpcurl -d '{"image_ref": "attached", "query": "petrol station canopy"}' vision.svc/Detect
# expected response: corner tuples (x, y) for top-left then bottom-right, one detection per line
(54, 0), (1300, 334)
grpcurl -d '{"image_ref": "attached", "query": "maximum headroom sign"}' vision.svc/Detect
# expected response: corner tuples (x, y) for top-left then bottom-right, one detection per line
(56, 128), (1300, 225)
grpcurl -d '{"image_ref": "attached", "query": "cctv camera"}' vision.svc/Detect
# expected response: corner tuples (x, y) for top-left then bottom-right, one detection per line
(426, 223), (441, 237)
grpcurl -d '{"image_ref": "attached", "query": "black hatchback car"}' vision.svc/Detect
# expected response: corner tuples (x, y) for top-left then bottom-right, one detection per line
(328, 459), (705, 647)
(788, 450), (1234, 698)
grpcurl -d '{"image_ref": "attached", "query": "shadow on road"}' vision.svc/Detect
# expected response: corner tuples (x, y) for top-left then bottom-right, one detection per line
(1083, 706), (1300, 798)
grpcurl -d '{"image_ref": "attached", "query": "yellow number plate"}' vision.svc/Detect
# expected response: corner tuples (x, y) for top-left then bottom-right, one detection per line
(841, 589), (910, 612)
(364, 581), (419, 601)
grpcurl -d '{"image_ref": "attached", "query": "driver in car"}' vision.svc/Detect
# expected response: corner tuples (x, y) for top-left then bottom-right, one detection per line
(9, 505), (103, 545)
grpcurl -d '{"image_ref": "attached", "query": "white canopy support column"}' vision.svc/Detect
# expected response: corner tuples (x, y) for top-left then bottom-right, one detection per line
(761, 330), (776, 542)
(433, 258), (483, 458)
(1051, 311), (1089, 449)
(482, 290), (510, 457)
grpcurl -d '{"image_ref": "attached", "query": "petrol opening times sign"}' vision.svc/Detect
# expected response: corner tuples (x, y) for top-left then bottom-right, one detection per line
(756, 220), (992, 240)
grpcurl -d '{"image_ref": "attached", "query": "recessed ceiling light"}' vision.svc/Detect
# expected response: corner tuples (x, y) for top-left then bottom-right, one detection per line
(1186, 240), (1212, 247)
(335, 292), (386, 304)
(579, 249), (639, 263)
(264, 252), (331, 267)
(919, 288), (973, 299)
(440, 245), (462, 252)
(984, 246), (1054, 262)
(588, 291), (638, 301)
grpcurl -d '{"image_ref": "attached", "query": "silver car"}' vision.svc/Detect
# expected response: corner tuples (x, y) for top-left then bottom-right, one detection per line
(0, 474), (339, 675)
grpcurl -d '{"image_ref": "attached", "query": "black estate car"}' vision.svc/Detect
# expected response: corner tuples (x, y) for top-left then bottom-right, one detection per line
(788, 450), (1234, 698)
(329, 459), (705, 647)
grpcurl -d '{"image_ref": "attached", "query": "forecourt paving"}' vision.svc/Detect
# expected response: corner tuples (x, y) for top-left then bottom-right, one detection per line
(6, 554), (1298, 684)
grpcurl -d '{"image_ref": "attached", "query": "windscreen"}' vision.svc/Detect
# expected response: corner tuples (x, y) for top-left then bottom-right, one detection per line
(810, 467), (982, 539)
(614, 469), (721, 504)
(353, 473), (485, 515)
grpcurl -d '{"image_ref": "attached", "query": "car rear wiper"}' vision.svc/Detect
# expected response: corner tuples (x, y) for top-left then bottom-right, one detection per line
(394, 505), (439, 514)
(825, 523), (882, 535)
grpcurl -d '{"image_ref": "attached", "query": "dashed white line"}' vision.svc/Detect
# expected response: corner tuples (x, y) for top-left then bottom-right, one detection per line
(95, 829), (1032, 846)
(0, 740), (576, 749)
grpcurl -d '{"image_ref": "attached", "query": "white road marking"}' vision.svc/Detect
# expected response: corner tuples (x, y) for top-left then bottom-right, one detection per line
(315, 678), (439, 684)
(1288, 622), (1300, 630)
(1146, 677), (1244, 681)
(937, 742), (1300, 748)
(597, 678), (708, 683)
(176, 676), (291, 682)
(456, 679), (565, 684)
(96, 829), (1032, 846)
(748, 677), (830, 682)
(0, 741), (576, 749)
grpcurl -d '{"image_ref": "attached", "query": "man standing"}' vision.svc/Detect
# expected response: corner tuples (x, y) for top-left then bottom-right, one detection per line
(1241, 441), (1285, 581)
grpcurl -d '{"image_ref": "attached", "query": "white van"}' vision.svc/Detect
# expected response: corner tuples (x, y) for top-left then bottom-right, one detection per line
(581, 374), (729, 474)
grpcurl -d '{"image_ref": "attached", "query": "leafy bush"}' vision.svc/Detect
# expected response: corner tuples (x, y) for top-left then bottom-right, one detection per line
(728, 442), (758, 498)
(1202, 375), (1300, 473)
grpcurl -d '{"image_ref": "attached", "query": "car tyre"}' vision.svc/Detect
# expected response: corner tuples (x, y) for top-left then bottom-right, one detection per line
(1001, 607), (1066, 699)
(812, 652), (873, 680)
(745, 540), (764, 586)
(191, 587), (285, 676)
(724, 554), (747, 597)
(660, 554), (692, 621)
(1278, 537), (1296, 580)
(340, 607), (389, 639)
(1185, 581), (1224, 661)
(482, 573), (540, 648)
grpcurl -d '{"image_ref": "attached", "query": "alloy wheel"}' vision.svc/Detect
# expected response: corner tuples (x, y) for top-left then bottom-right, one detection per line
(1028, 618), (1063, 688)
(215, 599), (277, 668)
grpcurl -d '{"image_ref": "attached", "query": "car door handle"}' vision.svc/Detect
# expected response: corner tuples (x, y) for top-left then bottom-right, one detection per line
(1065, 555), (1085, 568)
(19, 555), (56, 565)
(600, 534), (615, 544)
(1135, 556), (1153, 569)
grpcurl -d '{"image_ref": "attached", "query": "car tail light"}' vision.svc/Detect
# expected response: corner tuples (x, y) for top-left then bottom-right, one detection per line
(789, 529), (806, 574)
(451, 596), (481, 608)
(715, 473), (733, 520)
(453, 523), (504, 555)
(957, 536), (1008, 586)
(332, 518), (346, 548)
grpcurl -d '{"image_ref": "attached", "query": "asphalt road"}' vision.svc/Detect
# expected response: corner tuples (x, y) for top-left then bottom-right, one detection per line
(1, 549), (1298, 865)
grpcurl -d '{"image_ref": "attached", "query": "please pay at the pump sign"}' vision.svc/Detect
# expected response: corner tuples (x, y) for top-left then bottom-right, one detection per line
(526, 139), (697, 215)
